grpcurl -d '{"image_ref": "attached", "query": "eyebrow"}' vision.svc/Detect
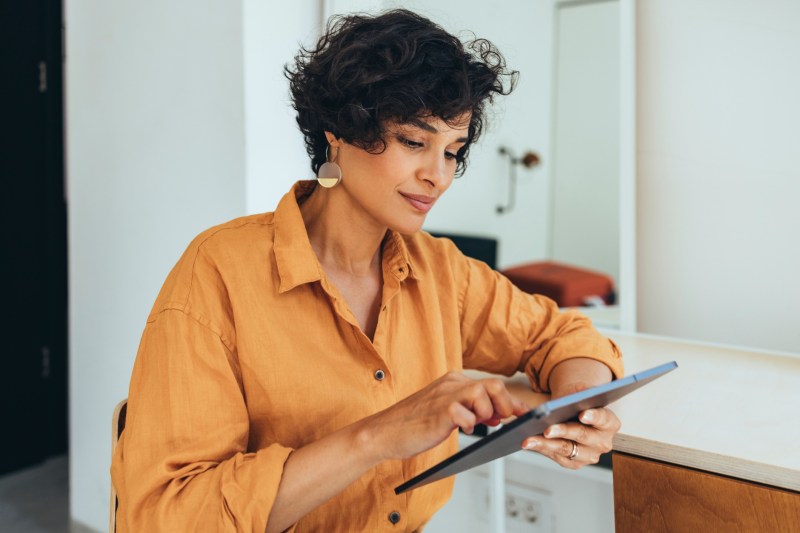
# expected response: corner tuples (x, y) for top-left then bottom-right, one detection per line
(407, 118), (469, 143)
(408, 118), (437, 133)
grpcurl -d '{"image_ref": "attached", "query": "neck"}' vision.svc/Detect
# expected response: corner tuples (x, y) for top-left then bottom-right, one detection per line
(299, 185), (386, 276)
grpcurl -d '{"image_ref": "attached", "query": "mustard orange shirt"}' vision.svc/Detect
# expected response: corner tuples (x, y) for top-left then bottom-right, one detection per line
(111, 180), (623, 532)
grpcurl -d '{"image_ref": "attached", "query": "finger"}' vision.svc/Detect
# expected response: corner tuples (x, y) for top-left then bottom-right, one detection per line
(546, 408), (621, 441)
(521, 436), (574, 456)
(520, 437), (595, 470)
(544, 421), (590, 444)
(544, 421), (613, 455)
(448, 402), (478, 434)
(525, 437), (601, 467)
(511, 395), (530, 416)
(579, 407), (621, 431)
(464, 383), (496, 423)
(484, 396), (529, 427)
(462, 379), (517, 423)
(479, 379), (519, 420)
(484, 416), (503, 427)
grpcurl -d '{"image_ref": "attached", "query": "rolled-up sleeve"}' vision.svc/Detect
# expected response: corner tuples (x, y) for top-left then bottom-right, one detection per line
(111, 309), (294, 533)
(456, 255), (623, 391)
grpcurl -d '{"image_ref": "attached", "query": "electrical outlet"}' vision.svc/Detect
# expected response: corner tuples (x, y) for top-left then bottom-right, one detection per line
(470, 472), (553, 532)
(505, 482), (554, 532)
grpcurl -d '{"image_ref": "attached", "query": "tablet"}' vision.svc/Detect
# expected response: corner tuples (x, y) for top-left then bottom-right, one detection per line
(394, 360), (677, 494)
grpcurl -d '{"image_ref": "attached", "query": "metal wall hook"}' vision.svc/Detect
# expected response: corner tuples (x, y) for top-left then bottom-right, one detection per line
(496, 146), (541, 214)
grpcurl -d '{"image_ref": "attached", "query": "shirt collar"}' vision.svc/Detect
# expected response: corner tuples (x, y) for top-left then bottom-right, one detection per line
(382, 228), (418, 282)
(274, 181), (324, 293)
(273, 181), (418, 293)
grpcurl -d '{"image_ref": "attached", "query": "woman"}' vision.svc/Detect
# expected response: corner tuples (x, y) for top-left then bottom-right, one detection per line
(112, 9), (623, 532)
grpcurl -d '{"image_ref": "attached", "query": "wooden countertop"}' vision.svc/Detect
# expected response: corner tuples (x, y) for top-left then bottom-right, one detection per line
(471, 332), (800, 492)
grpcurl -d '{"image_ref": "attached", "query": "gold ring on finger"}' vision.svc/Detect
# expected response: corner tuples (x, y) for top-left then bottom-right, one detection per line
(568, 440), (578, 460)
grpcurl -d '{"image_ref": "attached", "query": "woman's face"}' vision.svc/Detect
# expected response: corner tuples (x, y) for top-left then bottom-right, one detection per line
(331, 115), (470, 235)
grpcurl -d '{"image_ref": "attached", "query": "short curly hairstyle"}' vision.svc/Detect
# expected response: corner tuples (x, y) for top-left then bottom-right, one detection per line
(285, 9), (517, 177)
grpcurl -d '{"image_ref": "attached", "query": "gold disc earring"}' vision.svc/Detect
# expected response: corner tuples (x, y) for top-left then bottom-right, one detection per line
(317, 145), (342, 188)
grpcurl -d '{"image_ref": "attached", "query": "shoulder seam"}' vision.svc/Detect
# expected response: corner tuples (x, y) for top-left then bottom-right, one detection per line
(147, 306), (235, 355)
(184, 217), (272, 308)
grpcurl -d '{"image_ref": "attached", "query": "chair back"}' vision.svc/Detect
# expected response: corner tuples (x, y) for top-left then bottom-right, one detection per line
(109, 399), (128, 533)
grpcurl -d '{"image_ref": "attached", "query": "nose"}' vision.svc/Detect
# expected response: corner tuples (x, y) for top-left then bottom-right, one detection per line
(418, 152), (453, 190)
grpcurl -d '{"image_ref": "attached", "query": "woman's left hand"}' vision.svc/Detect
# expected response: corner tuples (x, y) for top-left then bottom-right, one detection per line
(520, 406), (620, 469)
(520, 357), (621, 469)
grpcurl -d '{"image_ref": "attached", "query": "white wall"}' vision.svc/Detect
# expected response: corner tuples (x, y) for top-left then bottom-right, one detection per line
(243, 0), (320, 213)
(636, 0), (800, 354)
(66, 1), (246, 529)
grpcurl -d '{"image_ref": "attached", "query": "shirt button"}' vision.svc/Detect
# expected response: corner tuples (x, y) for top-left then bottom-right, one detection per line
(374, 369), (385, 381)
(388, 511), (401, 524)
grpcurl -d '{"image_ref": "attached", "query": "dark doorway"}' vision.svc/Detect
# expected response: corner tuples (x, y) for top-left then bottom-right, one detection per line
(0, 0), (68, 475)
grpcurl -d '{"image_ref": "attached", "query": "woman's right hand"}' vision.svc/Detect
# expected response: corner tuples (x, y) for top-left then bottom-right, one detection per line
(265, 372), (526, 532)
(360, 372), (529, 462)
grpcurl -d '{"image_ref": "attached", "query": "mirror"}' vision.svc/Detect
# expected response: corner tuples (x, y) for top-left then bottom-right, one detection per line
(547, 0), (629, 330)
(324, 0), (635, 330)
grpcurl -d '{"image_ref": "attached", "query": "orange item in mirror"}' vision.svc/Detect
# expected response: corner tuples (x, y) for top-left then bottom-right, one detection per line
(501, 261), (615, 308)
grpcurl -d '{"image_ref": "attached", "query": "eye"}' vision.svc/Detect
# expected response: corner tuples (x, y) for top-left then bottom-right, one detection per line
(397, 135), (423, 149)
(446, 146), (466, 162)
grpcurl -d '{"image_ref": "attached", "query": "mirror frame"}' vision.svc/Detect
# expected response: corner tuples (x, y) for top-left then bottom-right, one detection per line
(618, 0), (636, 332)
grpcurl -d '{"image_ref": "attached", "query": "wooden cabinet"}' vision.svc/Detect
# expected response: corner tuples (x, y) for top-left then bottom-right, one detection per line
(613, 453), (800, 532)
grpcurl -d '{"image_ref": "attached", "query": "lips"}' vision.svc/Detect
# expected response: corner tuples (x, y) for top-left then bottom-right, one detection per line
(400, 192), (436, 213)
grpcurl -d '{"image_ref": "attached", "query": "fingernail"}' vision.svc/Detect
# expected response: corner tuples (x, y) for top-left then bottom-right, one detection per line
(524, 440), (539, 450)
(547, 425), (562, 437)
(582, 410), (595, 423)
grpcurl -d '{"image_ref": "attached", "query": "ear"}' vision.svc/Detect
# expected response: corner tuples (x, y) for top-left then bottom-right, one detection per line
(323, 131), (341, 147)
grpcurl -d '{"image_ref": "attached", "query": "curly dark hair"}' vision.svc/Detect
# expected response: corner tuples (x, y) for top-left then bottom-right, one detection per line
(285, 9), (517, 177)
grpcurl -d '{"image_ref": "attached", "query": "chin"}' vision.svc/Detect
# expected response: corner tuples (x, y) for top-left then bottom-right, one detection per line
(389, 218), (426, 236)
